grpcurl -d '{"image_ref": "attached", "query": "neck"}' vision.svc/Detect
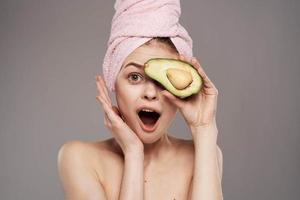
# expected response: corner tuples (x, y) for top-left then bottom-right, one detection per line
(143, 133), (170, 155)
(111, 133), (177, 165)
(143, 133), (177, 167)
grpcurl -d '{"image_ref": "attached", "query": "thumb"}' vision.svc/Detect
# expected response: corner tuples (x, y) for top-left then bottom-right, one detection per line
(161, 90), (185, 108)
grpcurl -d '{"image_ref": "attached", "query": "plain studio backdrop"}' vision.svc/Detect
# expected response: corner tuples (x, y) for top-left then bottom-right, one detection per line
(0, 0), (299, 199)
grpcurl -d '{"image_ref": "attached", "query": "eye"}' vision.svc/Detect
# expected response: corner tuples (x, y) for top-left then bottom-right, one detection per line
(128, 72), (143, 83)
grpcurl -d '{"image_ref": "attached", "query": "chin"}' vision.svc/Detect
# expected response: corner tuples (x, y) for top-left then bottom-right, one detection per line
(139, 135), (163, 144)
(135, 127), (166, 144)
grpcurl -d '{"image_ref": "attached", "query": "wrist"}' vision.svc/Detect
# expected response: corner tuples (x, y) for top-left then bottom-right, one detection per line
(124, 148), (144, 160)
(190, 123), (218, 144)
(189, 117), (217, 131)
(189, 122), (218, 135)
(123, 142), (144, 155)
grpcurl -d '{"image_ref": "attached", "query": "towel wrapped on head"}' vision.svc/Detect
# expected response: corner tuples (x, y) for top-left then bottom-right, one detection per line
(102, 0), (193, 92)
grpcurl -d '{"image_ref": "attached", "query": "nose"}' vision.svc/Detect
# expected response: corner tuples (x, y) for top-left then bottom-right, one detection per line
(142, 80), (160, 101)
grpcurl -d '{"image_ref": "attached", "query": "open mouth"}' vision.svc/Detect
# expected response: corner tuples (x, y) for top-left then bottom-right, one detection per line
(138, 110), (160, 124)
(137, 109), (161, 132)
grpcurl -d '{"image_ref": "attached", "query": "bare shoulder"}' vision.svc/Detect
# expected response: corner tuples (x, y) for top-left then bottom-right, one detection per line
(171, 136), (195, 164)
(173, 137), (195, 157)
(57, 139), (112, 163)
(57, 138), (121, 199)
(57, 138), (122, 177)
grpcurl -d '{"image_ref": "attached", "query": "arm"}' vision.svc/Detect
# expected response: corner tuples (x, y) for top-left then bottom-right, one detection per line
(118, 151), (144, 200)
(95, 75), (145, 199)
(160, 55), (223, 199)
(57, 141), (108, 200)
(189, 127), (223, 200)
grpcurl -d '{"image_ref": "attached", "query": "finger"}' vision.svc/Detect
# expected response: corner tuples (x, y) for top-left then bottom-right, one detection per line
(96, 94), (108, 110)
(112, 106), (125, 121)
(161, 90), (185, 108)
(179, 54), (191, 63)
(178, 55), (217, 90)
(95, 75), (107, 101)
(179, 55), (204, 77)
(178, 56), (218, 93)
(96, 75), (112, 107)
(96, 75), (109, 102)
(96, 95), (120, 124)
(97, 75), (112, 105)
(104, 112), (111, 127)
(190, 58), (218, 90)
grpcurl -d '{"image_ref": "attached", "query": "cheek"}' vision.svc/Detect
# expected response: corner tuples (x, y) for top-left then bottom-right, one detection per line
(161, 94), (177, 110)
(115, 87), (140, 117)
(161, 100), (177, 116)
(116, 90), (130, 110)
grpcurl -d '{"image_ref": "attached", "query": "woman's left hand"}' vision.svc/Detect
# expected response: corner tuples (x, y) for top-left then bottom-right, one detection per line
(161, 54), (219, 135)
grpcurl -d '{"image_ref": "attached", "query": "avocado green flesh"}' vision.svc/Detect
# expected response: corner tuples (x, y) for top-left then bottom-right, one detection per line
(144, 58), (203, 98)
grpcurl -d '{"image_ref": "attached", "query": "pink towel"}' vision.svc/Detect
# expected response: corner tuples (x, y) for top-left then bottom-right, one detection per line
(102, 0), (193, 92)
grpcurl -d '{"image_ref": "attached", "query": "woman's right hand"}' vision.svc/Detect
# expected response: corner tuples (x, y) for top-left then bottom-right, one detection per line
(95, 75), (144, 155)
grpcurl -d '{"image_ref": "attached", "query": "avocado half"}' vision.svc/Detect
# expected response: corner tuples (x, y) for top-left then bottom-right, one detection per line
(144, 58), (203, 99)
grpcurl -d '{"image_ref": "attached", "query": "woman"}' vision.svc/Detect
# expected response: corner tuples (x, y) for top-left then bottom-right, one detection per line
(58, 1), (223, 200)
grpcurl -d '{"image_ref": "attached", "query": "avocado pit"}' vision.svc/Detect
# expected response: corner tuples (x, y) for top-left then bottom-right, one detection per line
(166, 68), (193, 90)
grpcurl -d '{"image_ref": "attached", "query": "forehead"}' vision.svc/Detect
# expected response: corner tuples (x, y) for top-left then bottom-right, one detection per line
(121, 44), (179, 71)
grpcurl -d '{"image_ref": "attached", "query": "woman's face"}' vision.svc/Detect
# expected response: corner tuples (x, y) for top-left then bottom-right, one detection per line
(114, 43), (179, 144)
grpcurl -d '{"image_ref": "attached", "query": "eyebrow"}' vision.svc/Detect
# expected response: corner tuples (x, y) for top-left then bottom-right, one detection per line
(123, 62), (144, 69)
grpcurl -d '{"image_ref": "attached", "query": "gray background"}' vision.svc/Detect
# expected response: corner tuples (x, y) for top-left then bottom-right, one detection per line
(1, 0), (299, 199)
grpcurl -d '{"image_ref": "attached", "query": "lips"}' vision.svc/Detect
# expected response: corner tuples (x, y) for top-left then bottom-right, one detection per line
(136, 107), (161, 132)
(136, 106), (161, 115)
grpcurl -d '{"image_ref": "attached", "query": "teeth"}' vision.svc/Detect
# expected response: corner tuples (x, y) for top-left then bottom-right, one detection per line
(142, 108), (154, 112)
